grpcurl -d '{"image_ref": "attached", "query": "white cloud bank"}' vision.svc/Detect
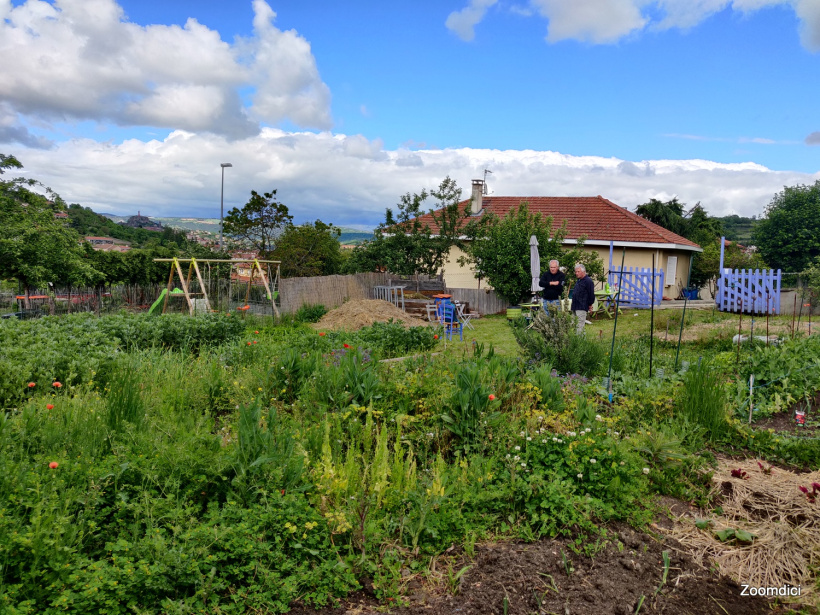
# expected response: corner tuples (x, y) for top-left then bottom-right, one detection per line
(0, 0), (331, 141)
(12, 130), (816, 227)
(447, 0), (820, 49)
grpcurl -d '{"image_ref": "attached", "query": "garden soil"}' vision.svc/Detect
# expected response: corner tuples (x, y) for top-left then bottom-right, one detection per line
(289, 523), (782, 615)
(652, 320), (817, 343)
(313, 300), (429, 331)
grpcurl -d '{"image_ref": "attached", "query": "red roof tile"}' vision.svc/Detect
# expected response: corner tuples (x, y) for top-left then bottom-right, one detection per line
(413, 196), (700, 250)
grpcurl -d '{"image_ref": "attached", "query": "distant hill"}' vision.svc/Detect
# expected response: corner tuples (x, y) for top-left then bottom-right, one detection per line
(716, 215), (757, 244)
(101, 214), (373, 243)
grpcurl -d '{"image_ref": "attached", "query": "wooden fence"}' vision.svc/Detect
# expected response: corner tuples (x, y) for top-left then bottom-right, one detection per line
(447, 287), (510, 315)
(280, 272), (389, 314)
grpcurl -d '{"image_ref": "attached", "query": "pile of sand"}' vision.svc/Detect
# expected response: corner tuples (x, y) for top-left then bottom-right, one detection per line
(314, 299), (429, 331)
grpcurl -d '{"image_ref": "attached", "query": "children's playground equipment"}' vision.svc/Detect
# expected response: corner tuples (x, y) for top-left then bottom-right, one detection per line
(151, 257), (281, 317)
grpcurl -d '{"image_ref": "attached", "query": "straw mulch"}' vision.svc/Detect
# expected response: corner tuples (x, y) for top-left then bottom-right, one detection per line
(313, 299), (429, 331)
(667, 457), (820, 604)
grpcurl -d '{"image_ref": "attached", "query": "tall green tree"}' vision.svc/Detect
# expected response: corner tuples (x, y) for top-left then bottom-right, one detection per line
(270, 220), (344, 278)
(345, 177), (468, 281)
(753, 181), (820, 272)
(0, 155), (102, 292)
(461, 203), (603, 305)
(223, 189), (293, 256)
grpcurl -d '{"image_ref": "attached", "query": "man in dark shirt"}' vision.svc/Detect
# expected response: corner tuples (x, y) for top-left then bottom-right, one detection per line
(539, 260), (565, 310)
(570, 263), (595, 334)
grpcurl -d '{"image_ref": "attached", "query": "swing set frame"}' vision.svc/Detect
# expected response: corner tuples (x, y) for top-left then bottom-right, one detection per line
(152, 258), (281, 317)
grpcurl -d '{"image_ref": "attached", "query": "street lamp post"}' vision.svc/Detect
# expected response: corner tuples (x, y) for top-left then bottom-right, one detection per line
(219, 163), (232, 250)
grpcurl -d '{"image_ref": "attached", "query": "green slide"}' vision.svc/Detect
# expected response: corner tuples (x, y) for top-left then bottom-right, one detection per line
(148, 288), (168, 315)
(148, 288), (184, 315)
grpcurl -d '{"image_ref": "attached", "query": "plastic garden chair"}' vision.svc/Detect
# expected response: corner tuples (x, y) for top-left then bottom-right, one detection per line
(436, 301), (463, 341)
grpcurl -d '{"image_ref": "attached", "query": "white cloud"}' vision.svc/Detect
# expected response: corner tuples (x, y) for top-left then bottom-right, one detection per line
(446, 0), (498, 41)
(10, 130), (815, 227)
(0, 0), (331, 138)
(447, 0), (820, 49)
(531, 0), (646, 44)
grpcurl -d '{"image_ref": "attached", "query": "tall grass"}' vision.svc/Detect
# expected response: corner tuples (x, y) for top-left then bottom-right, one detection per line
(676, 362), (728, 441)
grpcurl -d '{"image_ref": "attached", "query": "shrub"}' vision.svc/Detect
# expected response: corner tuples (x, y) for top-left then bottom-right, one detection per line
(295, 303), (328, 323)
(513, 311), (607, 376)
(355, 320), (437, 358)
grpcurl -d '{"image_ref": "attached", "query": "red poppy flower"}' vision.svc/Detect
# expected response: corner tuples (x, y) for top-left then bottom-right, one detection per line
(281, 489), (285, 496)
(46, 404), (54, 410)
(49, 462), (58, 469)
(343, 343), (350, 348)
(434, 335), (438, 339)
(27, 382), (36, 388)
(488, 394), (496, 401)
(319, 332), (326, 336)
(253, 340), (258, 344)
(247, 342), (252, 346)
(52, 382), (62, 388)
(254, 330), (259, 334)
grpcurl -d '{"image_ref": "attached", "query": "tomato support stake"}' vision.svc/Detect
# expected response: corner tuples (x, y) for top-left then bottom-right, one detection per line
(606, 247), (626, 402)
(674, 257), (693, 371)
(649, 253), (656, 379)
(748, 374), (755, 424)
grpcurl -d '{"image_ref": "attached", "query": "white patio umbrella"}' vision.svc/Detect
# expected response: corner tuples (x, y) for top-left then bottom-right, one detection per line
(530, 235), (540, 301)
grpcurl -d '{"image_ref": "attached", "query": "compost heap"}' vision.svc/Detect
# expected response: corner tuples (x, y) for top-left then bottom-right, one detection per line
(666, 457), (820, 606)
(314, 299), (429, 331)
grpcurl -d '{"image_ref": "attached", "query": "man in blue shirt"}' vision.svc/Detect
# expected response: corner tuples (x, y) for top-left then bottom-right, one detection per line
(570, 263), (595, 334)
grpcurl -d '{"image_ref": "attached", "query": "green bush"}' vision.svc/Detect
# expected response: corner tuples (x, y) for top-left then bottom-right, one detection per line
(512, 312), (607, 376)
(355, 320), (437, 357)
(294, 303), (328, 323)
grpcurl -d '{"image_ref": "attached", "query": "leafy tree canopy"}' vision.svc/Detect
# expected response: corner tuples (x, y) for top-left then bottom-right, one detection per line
(270, 220), (344, 278)
(345, 177), (467, 279)
(460, 203), (604, 305)
(223, 189), (292, 257)
(635, 197), (722, 247)
(753, 181), (820, 272)
(0, 155), (103, 290)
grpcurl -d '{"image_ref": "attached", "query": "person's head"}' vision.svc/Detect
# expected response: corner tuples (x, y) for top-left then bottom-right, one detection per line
(574, 263), (586, 279)
(549, 259), (559, 274)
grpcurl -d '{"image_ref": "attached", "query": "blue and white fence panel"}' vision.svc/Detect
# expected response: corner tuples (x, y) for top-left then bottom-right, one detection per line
(608, 267), (664, 308)
(716, 268), (781, 314)
(716, 237), (781, 314)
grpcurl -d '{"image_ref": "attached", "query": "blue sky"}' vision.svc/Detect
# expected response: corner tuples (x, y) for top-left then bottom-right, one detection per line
(2, 0), (820, 227)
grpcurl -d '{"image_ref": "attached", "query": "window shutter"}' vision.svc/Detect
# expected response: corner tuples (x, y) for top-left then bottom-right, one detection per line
(665, 256), (678, 287)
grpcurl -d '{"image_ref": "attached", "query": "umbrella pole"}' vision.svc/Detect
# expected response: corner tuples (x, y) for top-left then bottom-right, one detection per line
(606, 248), (626, 402)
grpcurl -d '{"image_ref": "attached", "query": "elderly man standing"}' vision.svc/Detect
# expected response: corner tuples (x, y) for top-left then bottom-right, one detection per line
(570, 263), (595, 334)
(539, 259), (565, 310)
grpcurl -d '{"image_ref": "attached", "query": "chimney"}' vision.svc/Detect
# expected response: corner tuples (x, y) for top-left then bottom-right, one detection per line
(471, 179), (484, 215)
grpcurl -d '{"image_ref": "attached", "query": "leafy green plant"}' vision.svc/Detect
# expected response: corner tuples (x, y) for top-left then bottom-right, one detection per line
(677, 361), (728, 440)
(295, 303), (328, 323)
(441, 363), (498, 452)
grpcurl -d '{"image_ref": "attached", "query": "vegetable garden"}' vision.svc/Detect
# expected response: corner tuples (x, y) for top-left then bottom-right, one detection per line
(0, 304), (818, 614)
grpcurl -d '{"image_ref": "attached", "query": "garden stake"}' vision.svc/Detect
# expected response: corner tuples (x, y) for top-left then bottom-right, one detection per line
(665, 319), (669, 342)
(796, 286), (807, 333)
(607, 248), (626, 402)
(748, 374), (754, 424)
(736, 299), (743, 367)
(674, 263), (693, 371)
(649, 253), (656, 379)
(766, 292), (770, 346)
(792, 294), (797, 338)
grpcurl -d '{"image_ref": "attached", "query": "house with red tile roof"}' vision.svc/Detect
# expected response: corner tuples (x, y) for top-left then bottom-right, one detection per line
(415, 179), (702, 294)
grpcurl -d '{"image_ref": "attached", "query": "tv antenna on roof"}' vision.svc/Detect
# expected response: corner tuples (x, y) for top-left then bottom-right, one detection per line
(483, 169), (492, 194)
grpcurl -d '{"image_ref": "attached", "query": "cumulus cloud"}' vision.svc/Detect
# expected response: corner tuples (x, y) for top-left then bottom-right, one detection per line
(446, 0), (498, 41)
(447, 0), (820, 49)
(0, 0), (331, 138)
(10, 131), (815, 227)
(0, 103), (54, 150)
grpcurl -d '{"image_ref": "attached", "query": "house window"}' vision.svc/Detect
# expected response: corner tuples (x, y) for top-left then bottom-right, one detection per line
(665, 256), (678, 287)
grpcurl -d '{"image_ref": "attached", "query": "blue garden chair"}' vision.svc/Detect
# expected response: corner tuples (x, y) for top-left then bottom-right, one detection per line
(436, 300), (463, 341)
